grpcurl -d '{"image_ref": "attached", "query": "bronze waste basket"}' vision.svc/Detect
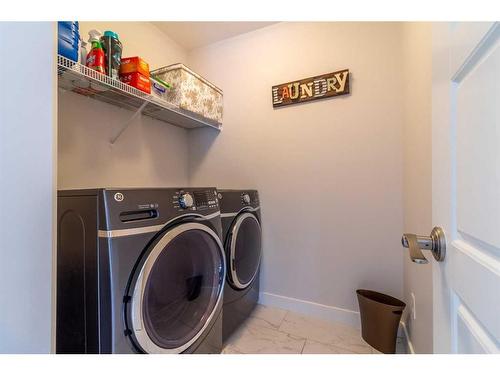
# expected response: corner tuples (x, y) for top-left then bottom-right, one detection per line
(356, 289), (406, 354)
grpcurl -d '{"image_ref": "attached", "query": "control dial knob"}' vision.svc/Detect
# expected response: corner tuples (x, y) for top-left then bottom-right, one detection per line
(179, 193), (194, 209)
(242, 194), (251, 204)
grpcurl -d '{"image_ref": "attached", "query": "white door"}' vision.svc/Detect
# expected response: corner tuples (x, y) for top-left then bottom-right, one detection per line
(432, 22), (500, 353)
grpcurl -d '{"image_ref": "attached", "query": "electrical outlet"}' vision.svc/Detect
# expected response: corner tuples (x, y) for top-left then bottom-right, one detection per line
(411, 292), (417, 320)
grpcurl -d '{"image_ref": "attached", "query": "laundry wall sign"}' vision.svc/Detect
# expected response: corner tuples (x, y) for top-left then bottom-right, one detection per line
(272, 69), (350, 108)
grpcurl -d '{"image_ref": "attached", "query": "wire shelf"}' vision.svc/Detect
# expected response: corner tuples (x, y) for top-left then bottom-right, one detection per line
(57, 55), (222, 131)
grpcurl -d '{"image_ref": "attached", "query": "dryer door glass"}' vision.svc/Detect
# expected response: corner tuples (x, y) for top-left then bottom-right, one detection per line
(131, 223), (224, 353)
(229, 213), (262, 289)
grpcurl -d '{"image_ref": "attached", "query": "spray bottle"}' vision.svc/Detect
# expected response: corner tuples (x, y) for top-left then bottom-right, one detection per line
(86, 29), (106, 74)
(79, 36), (88, 65)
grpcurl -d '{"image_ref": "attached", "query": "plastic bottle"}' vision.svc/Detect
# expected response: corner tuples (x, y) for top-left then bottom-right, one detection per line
(101, 31), (123, 80)
(86, 29), (106, 74)
(79, 37), (88, 65)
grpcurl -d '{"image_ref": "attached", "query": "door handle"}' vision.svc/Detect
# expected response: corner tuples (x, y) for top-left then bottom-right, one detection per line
(401, 227), (446, 263)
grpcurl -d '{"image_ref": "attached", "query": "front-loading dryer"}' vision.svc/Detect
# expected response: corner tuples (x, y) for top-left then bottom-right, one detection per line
(218, 190), (262, 342)
(57, 187), (225, 354)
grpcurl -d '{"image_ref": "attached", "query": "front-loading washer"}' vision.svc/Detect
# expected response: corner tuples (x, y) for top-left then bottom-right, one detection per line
(218, 190), (262, 342)
(56, 187), (225, 354)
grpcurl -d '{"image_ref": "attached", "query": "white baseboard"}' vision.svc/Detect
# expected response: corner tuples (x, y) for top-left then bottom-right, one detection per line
(259, 292), (361, 329)
(400, 321), (416, 354)
(259, 291), (407, 341)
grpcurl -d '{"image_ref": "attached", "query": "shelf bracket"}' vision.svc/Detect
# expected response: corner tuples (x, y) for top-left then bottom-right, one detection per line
(110, 101), (148, 144)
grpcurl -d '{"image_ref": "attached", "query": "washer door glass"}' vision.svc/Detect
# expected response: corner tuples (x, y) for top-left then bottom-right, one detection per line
(131, 223), (224, 353)
(229, 213), (262, 289)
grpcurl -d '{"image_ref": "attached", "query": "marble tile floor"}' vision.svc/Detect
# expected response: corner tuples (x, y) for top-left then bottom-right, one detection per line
(222, 304), (407, 354)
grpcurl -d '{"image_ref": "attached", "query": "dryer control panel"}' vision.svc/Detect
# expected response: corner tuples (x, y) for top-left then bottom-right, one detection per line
(240, 191), (259, 206)
(217, 189), (260, 213)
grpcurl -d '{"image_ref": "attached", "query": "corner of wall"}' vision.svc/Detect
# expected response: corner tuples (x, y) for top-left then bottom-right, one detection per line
(400, 21), (434, 354)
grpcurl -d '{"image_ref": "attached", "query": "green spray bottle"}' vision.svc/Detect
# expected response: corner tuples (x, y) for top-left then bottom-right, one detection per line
(85, 29), (106, 74)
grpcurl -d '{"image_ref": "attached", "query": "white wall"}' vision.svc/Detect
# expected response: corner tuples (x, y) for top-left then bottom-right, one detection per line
(58, 22), (190, 189)
(0, 22), (56, 353)
(187, 22), (405, 323)
(401, 22), (433, 353)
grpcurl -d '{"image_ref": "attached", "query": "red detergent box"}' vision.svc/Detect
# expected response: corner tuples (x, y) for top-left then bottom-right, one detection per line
(120, 72), (151, 94)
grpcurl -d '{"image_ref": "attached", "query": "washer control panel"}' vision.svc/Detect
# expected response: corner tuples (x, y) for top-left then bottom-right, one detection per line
(178, 193), (194, 209)
(173, 189), (218, 211)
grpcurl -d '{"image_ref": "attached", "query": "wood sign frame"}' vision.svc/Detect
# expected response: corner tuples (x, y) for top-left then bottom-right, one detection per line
(272, 69), (350, 108)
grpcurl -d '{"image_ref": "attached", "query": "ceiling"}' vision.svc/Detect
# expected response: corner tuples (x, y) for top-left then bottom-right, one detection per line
(152, 22), (277, 51)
